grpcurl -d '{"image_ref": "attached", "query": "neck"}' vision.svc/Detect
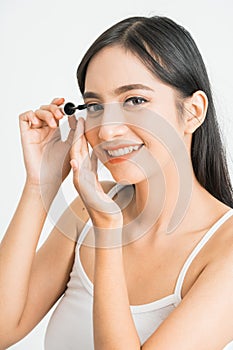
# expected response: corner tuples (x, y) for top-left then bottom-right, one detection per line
(134, 159), (183, 234)
(126, 158), (216, 239)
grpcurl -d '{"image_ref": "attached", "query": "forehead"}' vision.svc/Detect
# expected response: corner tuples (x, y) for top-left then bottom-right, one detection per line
(85, 45), (159, 92)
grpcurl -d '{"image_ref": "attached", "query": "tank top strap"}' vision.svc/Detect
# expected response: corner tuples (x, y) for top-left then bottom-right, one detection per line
(174, 208), (233, 303)
(77, 183), (126, 245)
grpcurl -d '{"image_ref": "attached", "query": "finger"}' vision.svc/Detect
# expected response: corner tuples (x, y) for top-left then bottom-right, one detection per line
(50, 97), (65, 105)
(19, 110), (42, 131)
(68, 114), (77, 130)
(72, 118), (88, 156)
(78, 118), (89, 156)
(70, 120), (91, 172)
(29, 115), (44, 129)
(78, 118), (92, 170)
(71, 120), (82, 153)
(40, 103), (64, 120)
(76, 117), (85, 139)
(34, 109), (58, 128)
(70, 157), (81, 195)
(66, 118), (77, 146)
(65, 127), (75, 147)
(70, 159), (79, 172)
(70, 123), (83, 166)
(91, 150), (98, 175)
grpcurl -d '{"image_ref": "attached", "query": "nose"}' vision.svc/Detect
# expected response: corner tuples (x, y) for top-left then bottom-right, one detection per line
(98, 103), (128, 141)
(98, 122), (128, 141)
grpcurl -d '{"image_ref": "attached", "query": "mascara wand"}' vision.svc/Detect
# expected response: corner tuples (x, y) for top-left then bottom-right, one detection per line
(60, 102), (87, 116)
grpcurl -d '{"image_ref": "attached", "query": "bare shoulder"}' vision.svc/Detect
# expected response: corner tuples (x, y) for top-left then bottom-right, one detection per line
(181, 205), (233, 298)
(208, 207), (233, 257)
(142, 207), (233, 349)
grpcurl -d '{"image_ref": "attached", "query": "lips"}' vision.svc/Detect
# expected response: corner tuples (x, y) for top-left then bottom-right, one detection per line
(92, 141), (144, 165)
(104, 143), (144, 164)
(106, 144), (142, 157)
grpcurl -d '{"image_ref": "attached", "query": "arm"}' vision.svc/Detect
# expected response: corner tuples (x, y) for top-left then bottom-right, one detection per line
(0, 182), (115, 349)
(0, 98), (76, 348)
(0, 188), (79, 349)
(69, 118), (233, 350)
(69, 118), (141, 349)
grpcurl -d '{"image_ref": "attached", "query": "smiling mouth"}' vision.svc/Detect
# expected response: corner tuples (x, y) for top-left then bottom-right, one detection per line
(106, 144), (143, 157)
(103, 144), (144, 164)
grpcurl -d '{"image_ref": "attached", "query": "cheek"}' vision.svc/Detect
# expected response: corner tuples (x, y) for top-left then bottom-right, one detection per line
(149, 141), (173, 170)
(134, 127), (178, 170)
(149, 100), (183, 132)
(85, 128), (99, 147)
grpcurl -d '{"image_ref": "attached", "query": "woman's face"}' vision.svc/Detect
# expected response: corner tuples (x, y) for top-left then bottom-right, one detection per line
(83, 45), (186, 184)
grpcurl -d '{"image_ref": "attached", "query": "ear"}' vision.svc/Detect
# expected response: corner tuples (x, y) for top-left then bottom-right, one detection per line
(183, 90), (208, 134)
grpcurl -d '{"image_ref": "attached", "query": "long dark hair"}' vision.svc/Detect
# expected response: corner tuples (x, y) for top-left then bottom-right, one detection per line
(77, 16), (233, 208)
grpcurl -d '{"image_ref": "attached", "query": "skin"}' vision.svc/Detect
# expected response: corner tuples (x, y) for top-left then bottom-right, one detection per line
(74, 46), (233, 349)
(0, 45), (233, 349)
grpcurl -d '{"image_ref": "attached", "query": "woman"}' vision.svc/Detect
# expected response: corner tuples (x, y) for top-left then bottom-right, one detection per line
(0, 15), (233, 350)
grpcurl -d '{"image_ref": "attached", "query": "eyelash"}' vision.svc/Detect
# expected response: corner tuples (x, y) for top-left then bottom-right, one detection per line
(124, 96), (148, 106)
(85, 96), (148, 115)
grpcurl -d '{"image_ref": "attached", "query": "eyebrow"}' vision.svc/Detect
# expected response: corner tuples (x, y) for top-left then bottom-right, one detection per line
(83, 84), (154, 100)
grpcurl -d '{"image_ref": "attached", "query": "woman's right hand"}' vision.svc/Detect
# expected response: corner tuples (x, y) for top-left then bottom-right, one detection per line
(19, 97), (76, 194)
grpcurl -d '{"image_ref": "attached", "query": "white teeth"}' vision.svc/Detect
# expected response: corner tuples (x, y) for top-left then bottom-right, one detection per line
(107, 145), (141, 157)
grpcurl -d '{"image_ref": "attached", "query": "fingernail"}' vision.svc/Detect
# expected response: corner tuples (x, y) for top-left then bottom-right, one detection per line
(55, 109), (63, 118)
(51, 119), (57, 127)
(70, 159), (78, 170)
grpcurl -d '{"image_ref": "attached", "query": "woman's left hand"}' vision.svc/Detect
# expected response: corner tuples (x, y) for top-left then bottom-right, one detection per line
(70, 118), (123, 231)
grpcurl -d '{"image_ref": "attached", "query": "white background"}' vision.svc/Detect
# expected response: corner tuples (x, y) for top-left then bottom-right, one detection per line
(0, 0), (233, 349)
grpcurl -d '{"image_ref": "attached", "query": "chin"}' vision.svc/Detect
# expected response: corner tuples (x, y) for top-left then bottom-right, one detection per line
(106, 163), (149, 186)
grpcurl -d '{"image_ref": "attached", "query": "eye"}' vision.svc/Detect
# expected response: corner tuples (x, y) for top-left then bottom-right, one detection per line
(124, 96), (148, 108)
(86, 103), (104, 116)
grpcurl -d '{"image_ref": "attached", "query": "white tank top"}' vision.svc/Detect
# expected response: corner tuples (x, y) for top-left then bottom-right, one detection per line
(44, 184), (233, 349)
